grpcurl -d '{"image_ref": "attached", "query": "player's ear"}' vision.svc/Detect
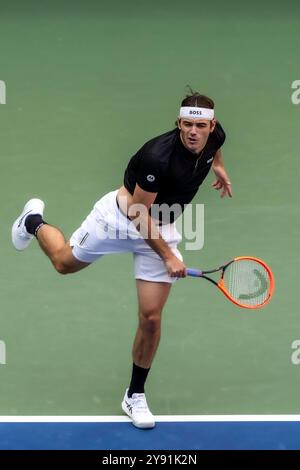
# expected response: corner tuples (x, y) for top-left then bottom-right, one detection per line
(210, 119), (216, 133)
(177, 118), (181, 129)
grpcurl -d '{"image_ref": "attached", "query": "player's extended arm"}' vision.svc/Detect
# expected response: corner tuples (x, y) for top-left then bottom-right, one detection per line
(211, 149), (233, 198)
(128, 184), (186, 277)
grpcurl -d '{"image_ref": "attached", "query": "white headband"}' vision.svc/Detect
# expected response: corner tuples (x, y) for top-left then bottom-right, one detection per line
(179, 106), (214, 120)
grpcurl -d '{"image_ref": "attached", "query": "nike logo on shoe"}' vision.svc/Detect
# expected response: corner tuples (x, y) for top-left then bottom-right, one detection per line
(17, 210), (32, 228)
(125, 400), (133, 413)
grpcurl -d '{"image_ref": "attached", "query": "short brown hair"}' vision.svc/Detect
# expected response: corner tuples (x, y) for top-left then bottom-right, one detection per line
(181, 86), (214, 109)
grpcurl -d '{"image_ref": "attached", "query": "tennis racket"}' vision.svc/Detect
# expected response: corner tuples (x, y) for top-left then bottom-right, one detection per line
(187, 256), (274, 309)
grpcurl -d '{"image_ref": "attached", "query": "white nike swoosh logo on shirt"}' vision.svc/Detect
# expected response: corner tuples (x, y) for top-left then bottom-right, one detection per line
(206, 157), (214, 163)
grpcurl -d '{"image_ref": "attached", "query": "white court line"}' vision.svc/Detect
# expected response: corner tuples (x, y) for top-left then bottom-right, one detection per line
(0, 415), (300, 423)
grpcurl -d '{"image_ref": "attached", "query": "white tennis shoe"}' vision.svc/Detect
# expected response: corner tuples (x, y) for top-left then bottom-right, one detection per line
(122, 389), (155, 429)
(12, 198), (45, 251)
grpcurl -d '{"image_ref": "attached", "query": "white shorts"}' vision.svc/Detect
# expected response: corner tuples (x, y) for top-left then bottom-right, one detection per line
(69, 190), (183, 283)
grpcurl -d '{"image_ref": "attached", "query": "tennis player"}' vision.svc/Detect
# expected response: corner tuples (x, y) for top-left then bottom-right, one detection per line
(12, 90), (232, 429)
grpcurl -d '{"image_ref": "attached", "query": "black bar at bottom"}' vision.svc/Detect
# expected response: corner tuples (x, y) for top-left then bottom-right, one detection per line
(1, 450), (300, 465)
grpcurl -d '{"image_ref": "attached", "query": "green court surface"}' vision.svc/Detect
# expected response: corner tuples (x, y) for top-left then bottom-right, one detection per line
(0, 0), (299, 416)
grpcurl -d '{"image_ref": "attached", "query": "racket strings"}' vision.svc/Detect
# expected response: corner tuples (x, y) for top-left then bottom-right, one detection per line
(223, 260), (270, 307)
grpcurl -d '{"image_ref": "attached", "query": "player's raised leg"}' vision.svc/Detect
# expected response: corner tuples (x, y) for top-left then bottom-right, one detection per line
(12, 198), (89, 274)
(36, 224), (89, 274)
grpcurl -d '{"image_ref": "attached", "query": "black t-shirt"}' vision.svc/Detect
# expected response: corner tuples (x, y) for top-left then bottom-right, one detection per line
(123, 122), (226, 222)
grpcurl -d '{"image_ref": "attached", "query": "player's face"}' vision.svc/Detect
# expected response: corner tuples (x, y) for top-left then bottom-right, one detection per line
(178, 118), (216, 154)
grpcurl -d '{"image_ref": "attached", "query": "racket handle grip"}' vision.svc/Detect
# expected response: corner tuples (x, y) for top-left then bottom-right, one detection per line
(187, 268), (203, 277)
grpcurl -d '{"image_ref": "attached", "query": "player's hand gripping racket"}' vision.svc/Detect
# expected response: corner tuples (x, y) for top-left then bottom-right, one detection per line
(187, 256), (274, 309)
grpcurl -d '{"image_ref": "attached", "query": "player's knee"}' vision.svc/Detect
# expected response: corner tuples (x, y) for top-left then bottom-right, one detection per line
(140, 309), (161, 334)
(53, 261), (71, 275)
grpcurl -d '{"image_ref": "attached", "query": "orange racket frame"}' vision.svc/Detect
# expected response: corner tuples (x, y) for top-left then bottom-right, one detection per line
(187, 256), (275, 309)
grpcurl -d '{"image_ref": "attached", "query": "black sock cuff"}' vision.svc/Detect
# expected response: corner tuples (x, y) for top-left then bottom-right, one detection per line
(34, 222), (47, 237)
(25, 214), (47, 236)
(128, 363), (151, 397)
(133, 363), (150, 373)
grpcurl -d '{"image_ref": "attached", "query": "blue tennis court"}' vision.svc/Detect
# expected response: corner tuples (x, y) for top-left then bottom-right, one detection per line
(1, 417), (300, 450)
